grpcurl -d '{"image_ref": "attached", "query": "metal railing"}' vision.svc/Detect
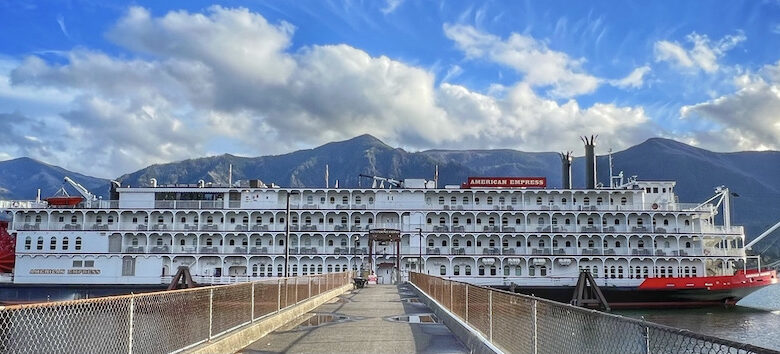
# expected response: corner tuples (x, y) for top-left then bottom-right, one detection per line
(410, 273), (772, 354)
(0, 272), (351, 354)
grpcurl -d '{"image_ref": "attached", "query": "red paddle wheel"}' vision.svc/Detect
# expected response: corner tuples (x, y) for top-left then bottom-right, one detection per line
(0, 221), (14, 273)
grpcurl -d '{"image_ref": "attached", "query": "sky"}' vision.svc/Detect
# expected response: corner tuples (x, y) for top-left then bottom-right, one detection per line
(0, 0), (778, 178)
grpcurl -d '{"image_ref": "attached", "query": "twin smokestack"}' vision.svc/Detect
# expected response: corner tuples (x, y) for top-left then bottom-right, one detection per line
(560, 135), (598, 189)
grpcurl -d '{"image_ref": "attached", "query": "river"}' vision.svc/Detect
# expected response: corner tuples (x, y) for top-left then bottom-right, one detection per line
(618, 284), (780, 351)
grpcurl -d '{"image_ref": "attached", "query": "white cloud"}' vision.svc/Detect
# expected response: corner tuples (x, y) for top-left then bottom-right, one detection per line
(680, 61), (780, 151)
(654, 31), (746, 73)
(2, 6), (752, 178)
(443, 23), (600, 97)
(381, 0), (404, 14)
(609, 66), (651, 89)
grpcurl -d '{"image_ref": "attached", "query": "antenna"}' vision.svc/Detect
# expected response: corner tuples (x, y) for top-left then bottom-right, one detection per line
(608, 149), (614, 188)
(434, 165), (439, 188)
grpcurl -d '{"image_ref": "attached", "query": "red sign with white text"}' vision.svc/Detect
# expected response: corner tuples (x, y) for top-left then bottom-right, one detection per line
(463, 177), (547, 189)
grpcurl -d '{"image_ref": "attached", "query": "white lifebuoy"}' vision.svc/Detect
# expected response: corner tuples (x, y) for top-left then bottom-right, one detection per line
(651, 203), (659, 210)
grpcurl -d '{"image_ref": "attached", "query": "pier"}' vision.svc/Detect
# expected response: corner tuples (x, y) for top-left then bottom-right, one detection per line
(0, 272), (774, 354)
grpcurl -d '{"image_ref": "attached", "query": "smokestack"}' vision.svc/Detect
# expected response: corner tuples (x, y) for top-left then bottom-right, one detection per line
(559, 152), (573, 189)
(581, 135), (597, 189)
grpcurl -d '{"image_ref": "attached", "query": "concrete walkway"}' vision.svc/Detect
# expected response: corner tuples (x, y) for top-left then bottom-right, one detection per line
(240, 284), (468, 354)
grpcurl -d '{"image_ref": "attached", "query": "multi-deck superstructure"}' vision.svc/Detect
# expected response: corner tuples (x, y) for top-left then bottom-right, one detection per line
(0, 140), (775, 306)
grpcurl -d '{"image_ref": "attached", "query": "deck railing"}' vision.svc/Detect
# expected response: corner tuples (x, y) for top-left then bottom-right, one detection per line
(410, 272), (771, 354)
(0, 272), (351, 354)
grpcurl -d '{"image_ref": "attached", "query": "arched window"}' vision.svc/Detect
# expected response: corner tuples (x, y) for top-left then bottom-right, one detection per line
(486, 197), (493, 205)
(440, 265), (447, 275)
(587, 218), (594, 225)
(453, 265), (460, 275)
(327, 239), (334, 246)
(685, 241), (692, 248)
(478, 265), (485, 276)
(180, 239), (186, 246)
(684, 220), (690, 226)
(75, 237), (82, 250)
(355, 196), (362, 204)
(620, 197), (627, 205)
(583, 197), (590, 205)
(71, 215), (77, 223)
(439, 217), (446, 225)
(62, 237), (69, 250)
(539, 240), (545, 247)
(536, 197), (542, 205)
(638, 240), (644, 248)
(504, 265), (510, 276)
(596, 197), (603, 205)
(615, 241), (621, 248)
(561, 198), (567, 205)
(453, 217), (459, 225)
(565, 240), (571, 247)
(465, 265), (472, 275)
(24, 237), (31, 250)
(442, 240), (448, 247)
(278, 239), (284, 246)
(466, 240), (473, 247)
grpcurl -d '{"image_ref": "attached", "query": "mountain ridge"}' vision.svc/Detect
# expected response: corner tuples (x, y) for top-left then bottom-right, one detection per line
(0, 135), (777, 251)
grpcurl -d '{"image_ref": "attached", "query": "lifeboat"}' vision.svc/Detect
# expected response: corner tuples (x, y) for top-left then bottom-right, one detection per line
(45, 186), (83, 207)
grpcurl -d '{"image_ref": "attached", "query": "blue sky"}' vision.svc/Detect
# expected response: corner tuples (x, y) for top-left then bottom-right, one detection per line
(0, 0), (778, 177)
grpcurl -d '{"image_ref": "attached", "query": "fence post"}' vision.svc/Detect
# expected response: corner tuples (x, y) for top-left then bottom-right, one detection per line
(488, 291), (493, 342)
(532, 299), (538, 354)
(277, 279), (282, 312)
(128, 294), (135, 354)
(251, 282), (256, 322)
(644, 324), (650, 354)
(449, 281), (453, 311)
(308, 276), (312, 299)
(208, 288), (214, 340)
(465, 285), (469, 322)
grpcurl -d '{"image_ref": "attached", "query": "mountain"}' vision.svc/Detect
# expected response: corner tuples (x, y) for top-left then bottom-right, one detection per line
(1, 135), (778, 254)
(0, 157), (110, 200)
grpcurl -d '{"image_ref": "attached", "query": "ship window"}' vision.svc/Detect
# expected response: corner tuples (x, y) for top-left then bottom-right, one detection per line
(355, 196), (362, 204)
(442, 240), (448, 247)
(70, 216), (77, 223)
(131, 238), (139, 246)
(487, 197), (493, 205)
(478, 265), (485, 275)
(565, 240), (571, 247)
(73, 260), (82, 267)
(179, 239), (186, 246)
(668, 266), (673, 276)
(615, 241), (621, 248)
(307, 196), (313, 204)
(426, 218), (432, 224)
(474, 197), (480, 205)
(341, 216), (347, 224)
(49, 237), (56, 250)
(440, 265), (447, 275)
(327, 239), (334, 247)
(36, 237), (43, 250)
(536, 197), (542, 205)
(685, 241), (691, 248)
(529, 266), (535, 276)
(645, 188), (651, 193)
(638, 240), (644, 248)
(583, 197), (590, 205)
(438, 196), (444, 205)
(553, 240), (558, 248)
(561, 198), (567, 205)
(489, 217), (495, 225)
(596, 197), (603, 205)
(342, 196), (348, 204)
(539, 240), (545, 247)
(476, 240), (482, 247)
(341, 238), (348, 247)
(587, 218), (594, 225)
(467, 218), (472, 224)
(551, 218), (558, 225)
(428, 239), (434, 247)
(453, 265), (460, 276)
(278, 239), (284, 246)
(242, 216), (248, 224)
(620, 197), (627, 205)
(84, 260), (94, 267)
(304, 216), (311, 225)
(588, 240), (595, 248)
(692, 267), (697, 276)
(439, 217), (446, 225)
(463, 197), (469, 204)
(565, 219), (571, 225)
(465, 265), (472, 275)
(354, 217), (361, 224)
(58, 216), (64, 222)
(637, 219), (644, 225)
(537, 217), (544, 225)
(615, 219), (620, 225)
(603, 240), (608, 248)
(368, 197), (374, 204)
(466, 240), (472, 247)
(96, 216), (103, 223)
(24, 237), (31, 250)
(539, 266), (547, 277)
(476, 219), (482, 225)
(158, 216), (164, 223)
(489, 240), (496, 247)
(229, 239), (236, 246)
(207, 216), (213, 223)
(653, 187), (658, 193)
(663, 219), (669, 226)
(206, 238), (213, 246)
(453, 217), (459, 225)
(618, 266), (624, 279)
(63, 237), (69, 250)
(75, 237), (82, 250)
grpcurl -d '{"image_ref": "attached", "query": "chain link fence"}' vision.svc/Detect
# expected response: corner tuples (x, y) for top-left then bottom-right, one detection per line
(410, 273), (775, 354)
(0, 272), (351, 354)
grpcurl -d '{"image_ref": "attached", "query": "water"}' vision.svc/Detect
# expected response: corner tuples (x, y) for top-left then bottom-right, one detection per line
(617, 284), (780, 351)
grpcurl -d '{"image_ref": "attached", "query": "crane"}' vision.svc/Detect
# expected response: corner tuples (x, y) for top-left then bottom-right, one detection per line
(64, 177), (98, 207)
(746, 220), (780, 250)
(358, 174), (403, 189)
